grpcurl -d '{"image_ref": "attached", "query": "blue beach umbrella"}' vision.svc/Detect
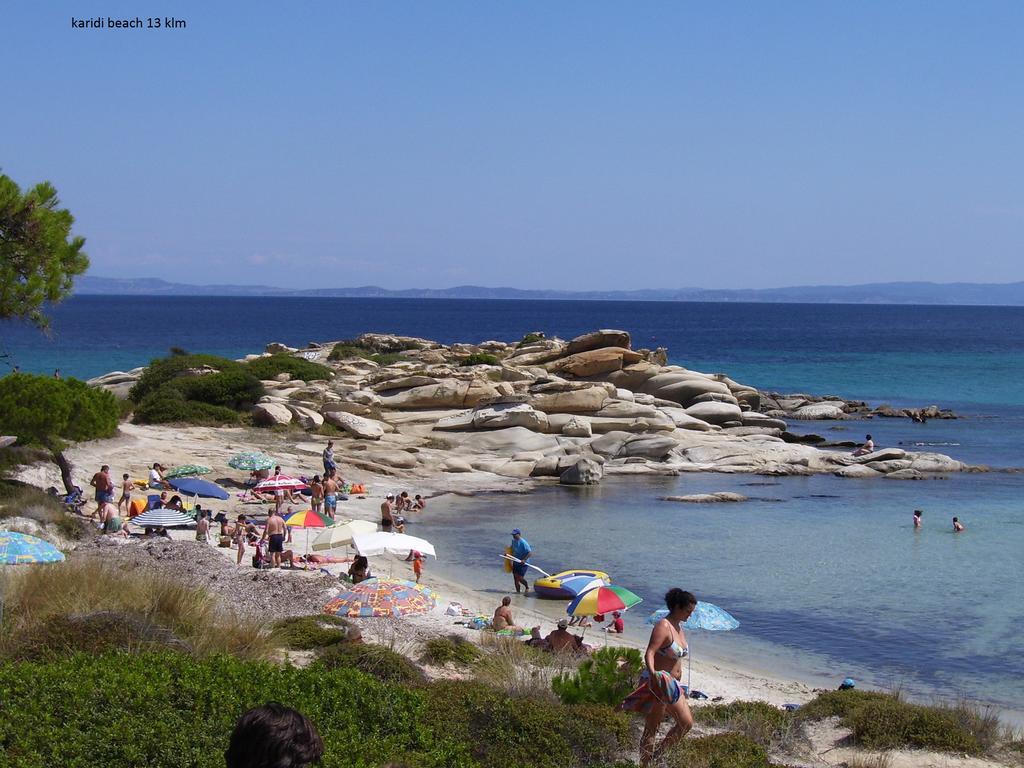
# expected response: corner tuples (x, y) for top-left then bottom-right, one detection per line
(647, 601), (739, 696)
(167, 477), (229, 500)
(647, 602), (740, 632)
(0, 531), (65, 564)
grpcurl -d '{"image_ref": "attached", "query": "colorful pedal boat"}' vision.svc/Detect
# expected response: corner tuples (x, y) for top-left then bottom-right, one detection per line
(533, 569), (611, 600)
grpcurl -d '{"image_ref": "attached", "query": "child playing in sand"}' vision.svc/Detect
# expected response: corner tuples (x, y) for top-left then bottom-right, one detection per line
(118, 473), (132, 514)
(412, 551), (424, 583)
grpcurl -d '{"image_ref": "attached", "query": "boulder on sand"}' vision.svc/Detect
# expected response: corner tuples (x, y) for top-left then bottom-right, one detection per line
(252, 402), (293, 426)
(323, 411), (386, 440)
(684, 401), (743, 426)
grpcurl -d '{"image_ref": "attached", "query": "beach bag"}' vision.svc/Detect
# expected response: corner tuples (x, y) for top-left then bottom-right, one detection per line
(445, 601), (464, 616)
(218, 535), (231, 548)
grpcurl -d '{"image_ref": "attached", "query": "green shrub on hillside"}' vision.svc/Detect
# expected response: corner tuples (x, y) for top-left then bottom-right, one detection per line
(133, 388), (240, 425)
(459, 353), (500, 366)
(328, 343), (374, 361)
(128, 353), (245, 403)
(516, 333), (545, 347)
(796, 689), (896, 721)
(245, 354), (332, 382)
(128, 353), (262, 425)
(552, 646), (643, 706)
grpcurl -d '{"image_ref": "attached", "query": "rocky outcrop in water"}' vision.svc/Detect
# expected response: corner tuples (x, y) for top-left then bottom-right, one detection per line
(86, 330), (975, 485)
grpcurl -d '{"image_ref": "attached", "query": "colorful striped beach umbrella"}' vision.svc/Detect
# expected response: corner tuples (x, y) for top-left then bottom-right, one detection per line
(228, 452), (276, 471)
(164, 464), (211, 479)
(0, 531), (65, 564)
(255, 475), (308, 492)
(324, 578), (437, 618)
(284, 509), (332, 528)
(567, 584), (643, 618)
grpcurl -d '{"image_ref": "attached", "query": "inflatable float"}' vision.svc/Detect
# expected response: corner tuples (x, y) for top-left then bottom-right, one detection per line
(533, 569), (611, 600)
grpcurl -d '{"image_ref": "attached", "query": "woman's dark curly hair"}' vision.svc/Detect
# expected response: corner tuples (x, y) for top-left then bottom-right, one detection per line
(665, 588), (697, 612)
(225, 703), (324, 768)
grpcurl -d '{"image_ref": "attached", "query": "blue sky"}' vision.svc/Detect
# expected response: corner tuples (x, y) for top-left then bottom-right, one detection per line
(2, 1), (1022, 290)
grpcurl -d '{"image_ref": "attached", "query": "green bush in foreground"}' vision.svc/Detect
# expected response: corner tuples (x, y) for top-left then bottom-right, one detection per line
(420, 680), (632, 767)
(315, 641), (425, 684)
(846, 697), (981, 754)
(271, 614), (352, 650)
(421, 635), (482, 666)
(798, 689), (983, 755)
(694, 700), (797, 751)
(552, 646), (643, 706)
(0, 653), (632, 768)
(664, 733), (770, 768)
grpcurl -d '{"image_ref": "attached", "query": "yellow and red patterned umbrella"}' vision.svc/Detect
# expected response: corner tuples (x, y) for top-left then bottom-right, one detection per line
(324, 578), (437, 618)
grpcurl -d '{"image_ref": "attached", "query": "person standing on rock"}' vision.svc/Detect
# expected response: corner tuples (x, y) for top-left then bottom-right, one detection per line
(323, 441), (336, 476)
(510, 528), (532, 593)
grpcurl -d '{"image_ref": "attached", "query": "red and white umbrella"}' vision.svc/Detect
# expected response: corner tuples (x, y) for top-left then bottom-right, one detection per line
(255, 475), (308, 492)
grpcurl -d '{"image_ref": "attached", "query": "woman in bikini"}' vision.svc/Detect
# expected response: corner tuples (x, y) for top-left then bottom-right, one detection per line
(619, 587), (697, 765)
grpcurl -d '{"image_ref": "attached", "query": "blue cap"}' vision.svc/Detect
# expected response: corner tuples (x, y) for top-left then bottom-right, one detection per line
(840, 678), (856, 689)
(511, 528), (521, 535)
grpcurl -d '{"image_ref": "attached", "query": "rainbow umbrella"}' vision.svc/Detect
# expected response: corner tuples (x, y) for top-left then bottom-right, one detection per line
(324, 577), (437, 618)
(284, 508), (332, 553)
(284, 509), (332, 528)
(567, 584), (643, 618)
(0, 531), (65, 564)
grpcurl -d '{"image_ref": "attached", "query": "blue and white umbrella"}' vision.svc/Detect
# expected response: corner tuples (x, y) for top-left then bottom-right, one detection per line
(130, 509), (195, 528)
(647, 601), (739, 697)
(647, 602), (740, 631)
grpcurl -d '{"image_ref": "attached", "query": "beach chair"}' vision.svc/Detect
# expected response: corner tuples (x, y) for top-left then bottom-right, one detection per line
(146, 494), (161, 510)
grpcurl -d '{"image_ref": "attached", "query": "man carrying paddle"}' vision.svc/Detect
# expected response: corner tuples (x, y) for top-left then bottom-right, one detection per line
(510, 528), (533, 594)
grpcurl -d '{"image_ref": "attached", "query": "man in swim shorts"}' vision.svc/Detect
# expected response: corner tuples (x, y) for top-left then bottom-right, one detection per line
(323, 473), (338, 515)
(262, 509), (287, 568)
(90, 464), (115, 520)
(381, 495), (395, 531)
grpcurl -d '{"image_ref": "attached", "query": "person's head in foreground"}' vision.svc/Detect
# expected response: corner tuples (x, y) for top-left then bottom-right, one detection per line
(665, 587), (697, 621)
(225, 702), (323, 768)
(556, 618), (568, 629)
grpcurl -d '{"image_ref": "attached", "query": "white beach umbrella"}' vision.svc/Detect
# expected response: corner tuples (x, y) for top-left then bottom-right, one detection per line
(311, 519), (378, 552)
(351, 531), (436, 559)
(130, 509), (195, 528)
(255, 475), (308, 492)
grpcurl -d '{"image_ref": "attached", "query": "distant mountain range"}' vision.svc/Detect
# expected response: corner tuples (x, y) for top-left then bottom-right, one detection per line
(73, 276), (1024, 305)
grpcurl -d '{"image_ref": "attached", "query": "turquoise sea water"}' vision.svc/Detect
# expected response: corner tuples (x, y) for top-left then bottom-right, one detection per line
(3, 297), (1023, 710)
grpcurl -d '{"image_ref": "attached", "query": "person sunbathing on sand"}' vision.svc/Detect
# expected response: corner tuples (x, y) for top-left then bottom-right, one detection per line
(545, 619), (585, 652)
(492, 596), (522, 631)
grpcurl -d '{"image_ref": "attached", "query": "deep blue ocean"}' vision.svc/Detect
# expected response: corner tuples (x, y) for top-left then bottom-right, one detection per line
(3, 297), (1023, 712)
